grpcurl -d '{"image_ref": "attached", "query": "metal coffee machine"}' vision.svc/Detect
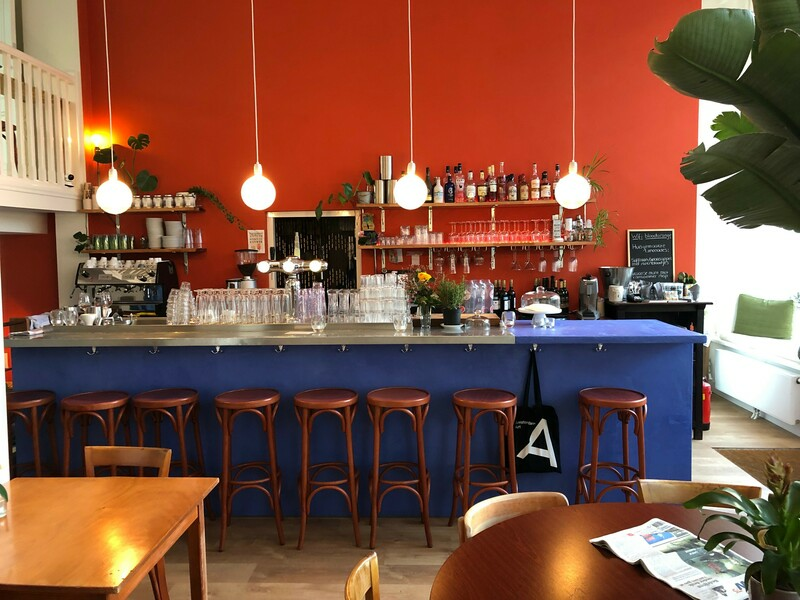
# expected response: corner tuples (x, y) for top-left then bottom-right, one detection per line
(578, 274), (599, 319)
(227, 249), (258, 289)
(75, 259), (179, 316)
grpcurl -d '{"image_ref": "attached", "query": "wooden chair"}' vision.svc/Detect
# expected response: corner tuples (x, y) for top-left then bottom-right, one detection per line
(638, 479), (762, 504)
(84, 446), (172, 600)
(462, 491), (569, 542)
(344, 552), (380, 600)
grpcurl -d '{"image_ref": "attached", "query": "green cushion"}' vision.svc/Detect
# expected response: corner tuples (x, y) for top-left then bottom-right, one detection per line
(732, 294), (794, 339)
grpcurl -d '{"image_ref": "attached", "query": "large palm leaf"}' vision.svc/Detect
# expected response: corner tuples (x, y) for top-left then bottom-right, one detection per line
(648, 0), (800, 232)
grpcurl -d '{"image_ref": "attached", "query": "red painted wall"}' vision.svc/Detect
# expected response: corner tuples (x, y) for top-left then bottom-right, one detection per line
(75, 0), (699, 297)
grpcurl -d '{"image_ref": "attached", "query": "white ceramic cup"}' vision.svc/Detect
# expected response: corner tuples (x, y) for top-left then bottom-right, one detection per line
(79, 313), (97, 326)
(608, 285), (625, 303)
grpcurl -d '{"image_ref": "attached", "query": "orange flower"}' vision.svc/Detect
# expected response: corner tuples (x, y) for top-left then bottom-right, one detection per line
(418, 272), (432, 282)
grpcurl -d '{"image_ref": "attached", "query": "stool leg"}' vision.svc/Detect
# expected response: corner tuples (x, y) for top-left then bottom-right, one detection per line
(218, 407), (231, 552)
(588, 406), (601, 503)
(81, 415), (91, 475)
(576, 403), (587, 504)
(448, 406), (465, 526)
(264, 404), (285, 545)
(369, 404), (381, 549)
(297, 407), (310, 551)
(620, 412), (633, 502)
(31, 406), (42, 477)
(47, 407), (58, 476)
(344, 405), (361, 547)
(62, 410), (72, 477)
(122, 406), (131, 446)
(505, 407), (518, 493)
(136, 407), (146, 447)
(416, 405), (432, 548)
(191, 405), (207, 476)
(176, 405), (189, 477)
(637, 406), (647, 480)
(461, 408), (473, 516)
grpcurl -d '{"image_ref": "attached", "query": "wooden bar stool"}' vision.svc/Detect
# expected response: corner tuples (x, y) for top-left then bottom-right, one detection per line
(576, 387), (647, 504)
(367, 386), (432, 549)
(215, 388), (284, 551)
(448, 388), (518, 525)
(61, 390), (130, 476)
(7, 390), (58, 477)
(294, 387), (360, 550)
(131, 388), (208, 478)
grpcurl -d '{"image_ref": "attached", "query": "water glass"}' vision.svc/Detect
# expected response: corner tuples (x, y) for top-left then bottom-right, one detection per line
(392, 312), (409, 332)
(311, 314), (327, 333)
(501, 310), (516, 329)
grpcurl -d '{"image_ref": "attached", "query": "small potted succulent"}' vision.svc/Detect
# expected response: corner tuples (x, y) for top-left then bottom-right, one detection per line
(684, 454), (799, 599)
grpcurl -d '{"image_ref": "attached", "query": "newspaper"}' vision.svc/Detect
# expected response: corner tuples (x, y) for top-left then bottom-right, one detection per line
(591, 518), (751, 600)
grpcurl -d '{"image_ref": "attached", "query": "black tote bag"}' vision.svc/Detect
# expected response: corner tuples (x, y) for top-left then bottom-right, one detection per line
(514, 348), (561, 473)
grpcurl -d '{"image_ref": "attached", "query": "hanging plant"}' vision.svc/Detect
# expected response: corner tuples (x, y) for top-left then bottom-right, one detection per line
(188, 186), (247, 231)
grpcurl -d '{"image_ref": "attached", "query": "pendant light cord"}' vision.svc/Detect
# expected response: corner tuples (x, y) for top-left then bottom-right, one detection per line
(571, 0), (576, 162)
(102, 0), (115, 168)
(250, 0), (260, 165)
(406, 0), (414, 164)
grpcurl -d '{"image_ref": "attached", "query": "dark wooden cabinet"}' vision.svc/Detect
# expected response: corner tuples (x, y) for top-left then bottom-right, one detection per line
(603, 301), (712, 440)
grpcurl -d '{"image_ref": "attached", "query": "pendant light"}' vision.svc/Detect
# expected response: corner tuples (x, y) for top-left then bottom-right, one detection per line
(394, 0), (427, 211)
(95, 0), (132, 215)
(554, 0), (591, 210)
(241, 0), (276, 211)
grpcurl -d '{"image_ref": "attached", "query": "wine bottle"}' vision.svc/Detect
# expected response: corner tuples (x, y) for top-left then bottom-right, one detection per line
(519, 173), (529, 201)
(444, 166), (455, 203)
(508, 279), (516, 310)
(507, 174), (517, 201)
(425, 166), (433, 203)
(465, 170), (477, 202)
(487, 165), (497, 201)
(497, 161), (507, 202)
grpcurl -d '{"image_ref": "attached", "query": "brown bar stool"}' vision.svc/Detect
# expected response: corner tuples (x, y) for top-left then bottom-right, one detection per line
(294, 387), (360, 550)
(131, 388), (207, 478)
(215, 388), (284, 551)
(61, 390), (130, 476)
(367, 386), (432, 549)
(448, 388), (518, 525)
(7, 390), (59, 477)
(576, 387), (647, 503)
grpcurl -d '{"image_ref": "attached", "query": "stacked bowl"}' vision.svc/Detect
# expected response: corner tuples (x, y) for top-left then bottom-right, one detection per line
(146, 218), (164, 249)
(163, 220), (184, 248)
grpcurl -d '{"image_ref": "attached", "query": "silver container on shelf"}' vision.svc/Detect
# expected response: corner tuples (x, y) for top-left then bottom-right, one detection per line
(379, 155), (392, 180)
(387, 179), (397, 204)
(374, 180), (386, 204)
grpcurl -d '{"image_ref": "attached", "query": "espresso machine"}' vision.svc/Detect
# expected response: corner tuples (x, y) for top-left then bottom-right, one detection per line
(74, 259), (179, 316)
(578, 274), (600, 319)
(227, 249), (258, 289)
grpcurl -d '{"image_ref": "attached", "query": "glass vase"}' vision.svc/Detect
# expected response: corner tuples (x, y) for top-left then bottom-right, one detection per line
(419, 304), (432, 330)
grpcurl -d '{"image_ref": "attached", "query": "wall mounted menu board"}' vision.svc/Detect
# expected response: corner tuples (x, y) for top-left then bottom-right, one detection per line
(627, 229), (675, 283)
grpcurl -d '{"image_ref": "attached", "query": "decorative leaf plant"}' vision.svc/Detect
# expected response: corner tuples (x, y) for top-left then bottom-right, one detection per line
(581, 153), (618, 248)
(315, 170), (375, 219)
(648, 1), (800, 233)
(94, 133), (159, 194)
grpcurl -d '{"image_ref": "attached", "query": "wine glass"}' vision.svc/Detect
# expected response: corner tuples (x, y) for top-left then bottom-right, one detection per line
(524, 247), (535, 270)
(77, 291), (92, 314)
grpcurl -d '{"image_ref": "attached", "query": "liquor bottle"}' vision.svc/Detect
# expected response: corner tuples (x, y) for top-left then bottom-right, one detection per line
(507, 174), (517, 201)
(574, 214), (584, 241)
(477, 170), (488, 202)
(455, 163), (466, 202)
(497, 161), (507, 201)
(487, 165), (498, 201)
(519, 173), (529, 201)
(444, 166), (455, 203)
(492, 280), (501, 312)
(508, 279), (516, 310)
(433, 176), (444, 203)
(465, 170), (477, 202)
(559, 279), (570, 313)
(530, 163), (540, 200)
(540, 170), (552, 199)
(425, 166), (433, 203)
(553, 163), (561, 198)
(499, 280), (509, 313)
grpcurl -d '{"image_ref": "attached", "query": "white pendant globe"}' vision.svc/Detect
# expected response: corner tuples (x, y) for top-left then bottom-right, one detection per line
(554, 160), (591, 209)
(394, 162), (427, 210)
(96, 168), (133, 215)
(241, 162), (276, 211)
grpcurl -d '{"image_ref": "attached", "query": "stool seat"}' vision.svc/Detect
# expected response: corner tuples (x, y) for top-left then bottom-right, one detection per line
(452, 388), (517, 410)
(62, 390), (129, 411)
(7, 390), (58, 477)
(579, 387), (647, 408)
(215, 388), (283, 550)
(449, 388), (518, 525)
(132, 388), (198, 408)
(215, 388), (280, 409)
(367, 387), (429, 408)
(294, 388), (358, 409)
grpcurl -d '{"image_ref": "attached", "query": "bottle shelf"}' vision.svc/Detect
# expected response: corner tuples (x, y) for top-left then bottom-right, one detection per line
(79, 207), (204, 214)
(81, 248), (206, 254)
(360, 241), (592, 250)
(360, 199), (594, 210)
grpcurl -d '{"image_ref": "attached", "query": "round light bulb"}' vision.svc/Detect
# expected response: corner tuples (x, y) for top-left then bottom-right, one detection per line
(309, 259), (323, 273)
(282, 258), (296, 273)
(256, 260), (271, 273)
(241, 162), (276, 211)
(555, 160), (591, 209)
(394, 162), (427, 210)
(96, 168), (133, 214)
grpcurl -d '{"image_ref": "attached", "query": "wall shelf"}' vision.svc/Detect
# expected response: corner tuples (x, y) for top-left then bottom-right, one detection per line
(360, 241), (592, 250)
(81, 248), (206, 255)
(359, 200), (594, 210)
(79, 207), (204, 214)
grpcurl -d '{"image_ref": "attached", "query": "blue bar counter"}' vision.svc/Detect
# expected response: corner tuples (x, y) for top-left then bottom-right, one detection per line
(6, 319), (705, 517)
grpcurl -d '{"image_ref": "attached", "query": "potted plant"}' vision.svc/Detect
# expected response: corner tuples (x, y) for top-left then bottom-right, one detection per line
(315, 170), (375, 219)
(435, 277), (467, 326)
(94, 133), (158, 194)
(684, 454), (800, 598)
(404, 270), (438, 329)
(581, 153), (618, 248)
(677, 271), (699, 301)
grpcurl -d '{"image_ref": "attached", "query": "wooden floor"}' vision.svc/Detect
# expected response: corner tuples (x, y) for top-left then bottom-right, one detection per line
(131, 397), (798, 600)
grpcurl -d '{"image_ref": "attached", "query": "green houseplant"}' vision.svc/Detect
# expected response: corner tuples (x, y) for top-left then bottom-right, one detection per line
(315, 170), (375, 219)
(94, 133), (158, 194)
(581, 153), (618, 248)
(684, 454), (800, 597)
(648, 1), (800, 233)
(435, 277), (467, 326)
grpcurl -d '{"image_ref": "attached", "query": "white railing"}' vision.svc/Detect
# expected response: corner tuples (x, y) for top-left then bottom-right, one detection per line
(0, 41), (80, 188)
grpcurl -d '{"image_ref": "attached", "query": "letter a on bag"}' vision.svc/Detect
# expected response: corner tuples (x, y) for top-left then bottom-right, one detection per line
(514, 349), (561, 473)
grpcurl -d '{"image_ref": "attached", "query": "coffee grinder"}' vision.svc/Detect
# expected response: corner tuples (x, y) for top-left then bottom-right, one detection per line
(578, 274), (599, 319)
(234, 249), (258, 289)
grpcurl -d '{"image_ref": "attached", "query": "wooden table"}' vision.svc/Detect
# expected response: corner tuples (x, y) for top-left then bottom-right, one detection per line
(430, 502), (758, 600)
(0, 477), (218, 599)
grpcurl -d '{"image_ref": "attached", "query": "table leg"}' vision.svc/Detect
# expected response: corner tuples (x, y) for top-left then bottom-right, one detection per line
(187, 503), (208, 600)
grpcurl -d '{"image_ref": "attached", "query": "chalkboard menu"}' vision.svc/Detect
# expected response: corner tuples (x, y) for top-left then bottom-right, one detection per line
(627, 229), (675, 283)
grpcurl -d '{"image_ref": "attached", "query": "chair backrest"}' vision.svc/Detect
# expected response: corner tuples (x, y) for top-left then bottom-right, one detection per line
(344, 552), (380, 600)
(638, 479), (762, 504)
(463, 491), (569, 541)
(84, 446), (172, 477)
